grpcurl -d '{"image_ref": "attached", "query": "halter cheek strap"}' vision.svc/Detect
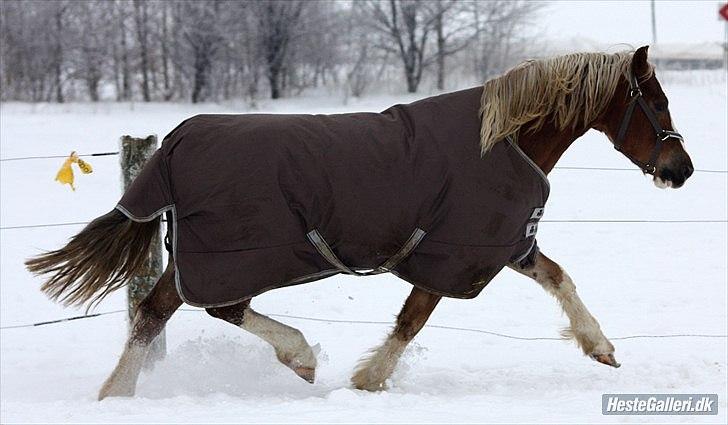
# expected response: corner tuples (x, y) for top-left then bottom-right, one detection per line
(613, 71), (683, 175)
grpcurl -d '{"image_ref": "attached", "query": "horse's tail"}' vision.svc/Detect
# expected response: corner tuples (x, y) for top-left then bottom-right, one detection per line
(25, 209), (160, 309)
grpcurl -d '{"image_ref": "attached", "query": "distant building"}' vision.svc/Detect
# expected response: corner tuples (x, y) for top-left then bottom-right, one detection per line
(545, 39), (726, 71)
(649, 43), (725, 70)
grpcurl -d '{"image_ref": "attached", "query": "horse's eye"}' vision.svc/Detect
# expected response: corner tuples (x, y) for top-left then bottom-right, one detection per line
(654, 102), (667, 112)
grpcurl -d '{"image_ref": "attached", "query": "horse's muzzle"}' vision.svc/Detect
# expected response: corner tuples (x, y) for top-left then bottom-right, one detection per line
(656, 158), (694, 189)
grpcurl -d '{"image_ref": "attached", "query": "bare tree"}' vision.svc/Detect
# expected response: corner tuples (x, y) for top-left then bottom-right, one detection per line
(133, 0), (151, 101)
(1, 0), (70, 101)
(175, 1), (225, 103)
(254, 0), (307, 99)
(68, 0), (113, 102)
(342, 1), (381, 98)
(52, 2), (68, 103)
(115, 0), (132, 100)
(470, 0), (544, 80)
(159, 0), (172, 99)
(364, 0), (438, 93)
(431, 0), (477, 90)
(434, 1), (447, 91)
(0, 0), (543, 103)
(240, 4), (263, 103)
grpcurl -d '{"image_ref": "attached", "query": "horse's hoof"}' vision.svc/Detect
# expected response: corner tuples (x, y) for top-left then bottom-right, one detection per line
(98, 383), (134, 400)
(591, 353), (621, 368)
(350, 371), (388, 392)
(351, 378), (387, 392)
(294, 366), (315, 383)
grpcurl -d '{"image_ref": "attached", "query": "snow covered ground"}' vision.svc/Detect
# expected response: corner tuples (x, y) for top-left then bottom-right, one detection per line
(1, 73), (726, 423)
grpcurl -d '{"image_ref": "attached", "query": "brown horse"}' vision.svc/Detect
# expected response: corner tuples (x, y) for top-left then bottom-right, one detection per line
(26, 47), (693, 399)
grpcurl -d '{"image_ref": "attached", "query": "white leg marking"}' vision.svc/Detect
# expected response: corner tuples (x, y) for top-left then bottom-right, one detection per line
(98, 343), (148, 400)
(241, 307), (317, 380)
(351, 334), (407, 391)
(510, 258), (615, 361)
(548, 269), (614, 356)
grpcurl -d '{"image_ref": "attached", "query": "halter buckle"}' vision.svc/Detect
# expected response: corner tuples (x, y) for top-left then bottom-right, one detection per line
(629, 87), (642, 98)
(658, 130), (683, 142)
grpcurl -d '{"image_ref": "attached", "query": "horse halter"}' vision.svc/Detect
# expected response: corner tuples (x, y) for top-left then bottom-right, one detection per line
(613, 70), (683, 175)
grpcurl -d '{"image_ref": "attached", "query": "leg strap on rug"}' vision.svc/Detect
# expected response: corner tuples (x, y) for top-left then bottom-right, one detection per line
(306, 228), (426, 276)
(163, 210), (173, 253)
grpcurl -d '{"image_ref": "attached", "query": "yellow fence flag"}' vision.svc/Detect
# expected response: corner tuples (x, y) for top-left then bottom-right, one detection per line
(55, 151), (93, 191)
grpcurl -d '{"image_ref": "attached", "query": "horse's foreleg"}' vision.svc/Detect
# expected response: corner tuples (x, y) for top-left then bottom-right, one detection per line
(509, 251), (620, 367)
(206, 302), (317, 383)
(98, 261), (181, 400)
(352, 287), (441, 391)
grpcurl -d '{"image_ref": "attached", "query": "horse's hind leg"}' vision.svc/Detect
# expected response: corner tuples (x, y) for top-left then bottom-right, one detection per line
(509, 250), (619, 367)
(206, 301), (317, 383)
(98, 261), (181, 400)
(352, 287), (441, 391)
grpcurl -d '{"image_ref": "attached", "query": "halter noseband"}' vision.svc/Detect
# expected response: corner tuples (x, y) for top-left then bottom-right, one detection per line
(613, 71), (683, 175)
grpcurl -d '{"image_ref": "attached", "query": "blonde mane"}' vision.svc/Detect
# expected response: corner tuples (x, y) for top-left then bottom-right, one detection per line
(479, 50), (654, 154)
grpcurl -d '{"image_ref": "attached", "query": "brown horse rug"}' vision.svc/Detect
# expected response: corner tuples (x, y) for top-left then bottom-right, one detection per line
(116, 87), (549, 307)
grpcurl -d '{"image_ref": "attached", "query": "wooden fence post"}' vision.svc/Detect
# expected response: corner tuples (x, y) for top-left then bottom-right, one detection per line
(120, 135), (166, 364)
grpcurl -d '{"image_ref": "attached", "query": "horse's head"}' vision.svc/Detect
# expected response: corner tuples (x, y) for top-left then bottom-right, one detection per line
(596, 46), (693, 188)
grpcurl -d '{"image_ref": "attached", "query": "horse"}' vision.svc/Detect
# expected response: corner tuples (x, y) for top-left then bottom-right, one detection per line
(26, 46), (693, 399)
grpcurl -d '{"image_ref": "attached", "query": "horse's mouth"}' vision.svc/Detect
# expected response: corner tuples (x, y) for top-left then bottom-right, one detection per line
(653, 175), (674, 189)
(653, 162), (694, 189)
(653, 169), (688, 189)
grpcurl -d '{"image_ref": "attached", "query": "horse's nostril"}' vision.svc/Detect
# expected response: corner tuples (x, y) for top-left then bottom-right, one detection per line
(683, 164), (694, 179)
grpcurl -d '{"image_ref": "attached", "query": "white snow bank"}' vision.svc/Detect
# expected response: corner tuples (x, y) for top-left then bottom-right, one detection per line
(1, 76), (726, 423)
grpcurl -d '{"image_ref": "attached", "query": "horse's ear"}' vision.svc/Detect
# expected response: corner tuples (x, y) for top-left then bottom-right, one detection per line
(631, 45), (650, 76)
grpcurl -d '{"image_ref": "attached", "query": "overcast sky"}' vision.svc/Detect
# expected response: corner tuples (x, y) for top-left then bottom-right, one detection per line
(541, 0), (726, 46)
